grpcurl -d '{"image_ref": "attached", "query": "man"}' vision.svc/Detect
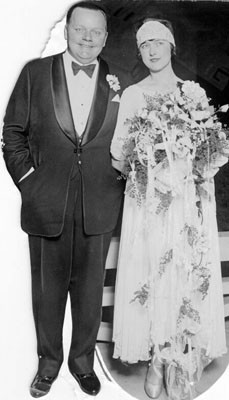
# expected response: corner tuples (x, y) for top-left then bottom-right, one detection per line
(2, 1), (128, 397)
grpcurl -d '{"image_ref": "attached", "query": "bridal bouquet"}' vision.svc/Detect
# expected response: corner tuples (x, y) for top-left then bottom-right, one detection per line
(122, 81), (229, 206)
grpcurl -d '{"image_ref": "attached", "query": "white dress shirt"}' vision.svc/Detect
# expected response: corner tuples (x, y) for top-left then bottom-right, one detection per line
(63, 50), (99, 136)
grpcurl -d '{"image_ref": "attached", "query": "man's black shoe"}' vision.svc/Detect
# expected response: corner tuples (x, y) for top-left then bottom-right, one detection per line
(71, 370), (101, 396)
(30, 374), (57, 398)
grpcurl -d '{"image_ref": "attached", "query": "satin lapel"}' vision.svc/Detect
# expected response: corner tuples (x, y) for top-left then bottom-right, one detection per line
(81, 59), (109, 146)
(51, 54), (77, 144)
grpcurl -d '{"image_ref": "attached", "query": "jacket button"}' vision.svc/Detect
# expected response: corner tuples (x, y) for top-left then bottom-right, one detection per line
(78, 160), (82, 165)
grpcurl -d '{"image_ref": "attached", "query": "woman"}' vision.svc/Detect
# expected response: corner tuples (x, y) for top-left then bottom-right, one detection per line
(111, 19), (228, 400)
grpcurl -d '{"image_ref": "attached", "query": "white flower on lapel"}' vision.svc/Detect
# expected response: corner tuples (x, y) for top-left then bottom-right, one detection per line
(106, 74), (120, 92)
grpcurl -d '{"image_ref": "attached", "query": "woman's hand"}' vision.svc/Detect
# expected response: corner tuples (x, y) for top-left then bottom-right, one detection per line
(111, 158), (127, 174)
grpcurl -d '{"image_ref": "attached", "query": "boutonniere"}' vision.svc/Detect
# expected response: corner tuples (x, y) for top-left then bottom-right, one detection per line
(106, 74), (121, 92)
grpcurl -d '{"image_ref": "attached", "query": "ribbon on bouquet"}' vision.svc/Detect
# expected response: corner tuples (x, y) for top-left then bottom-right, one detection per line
(145, 145), (156, 214)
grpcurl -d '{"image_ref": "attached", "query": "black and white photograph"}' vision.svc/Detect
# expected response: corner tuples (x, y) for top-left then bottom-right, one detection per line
(0, 1), (229, 400)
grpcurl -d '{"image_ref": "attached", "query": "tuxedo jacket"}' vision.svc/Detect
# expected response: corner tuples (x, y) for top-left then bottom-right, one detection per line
(3, 53), (128, 237)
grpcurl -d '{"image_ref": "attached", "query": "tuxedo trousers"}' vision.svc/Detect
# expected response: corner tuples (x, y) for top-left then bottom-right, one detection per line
(28, 162), (112, 377)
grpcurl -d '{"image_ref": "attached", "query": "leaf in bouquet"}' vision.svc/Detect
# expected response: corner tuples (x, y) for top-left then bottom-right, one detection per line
(155, 188), (173, 214)
(222, 146), (229, 157)
(122, 137), (136, 159)
(191, 110), (211, 121)
(182, 224), (199, 247)
(218, 104), (229, 113)
(204, 117), (215, 129)
(210, 152), (228, 168)
(154, 142), (166, 151)
(159, 248), (173, 276)
(192, 167), (206, 185)
(179, 113), (192, 123)
(177, 297), (201, 325)
(154, 149), (167, 164)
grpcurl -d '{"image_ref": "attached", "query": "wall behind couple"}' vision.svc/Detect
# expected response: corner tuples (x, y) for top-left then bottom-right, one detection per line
(0, 1), (228, 400)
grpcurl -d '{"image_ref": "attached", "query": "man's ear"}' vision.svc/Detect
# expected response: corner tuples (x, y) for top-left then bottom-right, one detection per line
(103, 32), (108, 48)
(64, 25), (68, 40)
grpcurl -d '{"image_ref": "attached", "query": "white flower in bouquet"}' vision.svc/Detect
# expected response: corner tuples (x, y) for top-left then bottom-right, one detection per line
(174, 89), (185, 106)
(181, 81), (206, 104)
(137, 108), (148, 119)
(148, 110), (157, 121)
(218, 131), (226, 140)
(161, 104), (169, 113)
(172, 137), (194, 158)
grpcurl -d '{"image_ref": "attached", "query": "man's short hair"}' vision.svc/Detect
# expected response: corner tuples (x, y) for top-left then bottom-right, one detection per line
(66, 1), (109, 28)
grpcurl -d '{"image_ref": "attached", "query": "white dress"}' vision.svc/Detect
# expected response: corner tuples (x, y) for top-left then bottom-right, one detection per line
(111, 83), (227, 399)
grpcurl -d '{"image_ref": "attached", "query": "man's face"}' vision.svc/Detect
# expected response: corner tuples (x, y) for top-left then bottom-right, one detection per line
(64, 7), (108, 64)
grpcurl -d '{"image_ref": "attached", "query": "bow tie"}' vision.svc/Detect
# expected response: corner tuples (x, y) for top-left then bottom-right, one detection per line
(71, 61), (96, 78)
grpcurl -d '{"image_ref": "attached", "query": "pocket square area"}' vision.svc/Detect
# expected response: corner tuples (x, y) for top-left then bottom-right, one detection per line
(111, 94), (120, 103)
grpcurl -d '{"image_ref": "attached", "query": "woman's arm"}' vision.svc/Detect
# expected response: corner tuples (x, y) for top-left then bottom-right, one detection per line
(111, 86), (137, 168)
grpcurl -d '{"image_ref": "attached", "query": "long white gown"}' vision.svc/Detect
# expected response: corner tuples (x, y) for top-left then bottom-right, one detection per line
(111, 83), (227, 399)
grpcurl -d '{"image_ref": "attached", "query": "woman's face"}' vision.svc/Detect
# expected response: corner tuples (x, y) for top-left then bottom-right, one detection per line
(139, 39), (172, 72)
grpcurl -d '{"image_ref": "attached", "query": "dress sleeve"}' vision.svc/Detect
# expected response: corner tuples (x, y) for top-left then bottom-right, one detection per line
(111, 86), (138, 162)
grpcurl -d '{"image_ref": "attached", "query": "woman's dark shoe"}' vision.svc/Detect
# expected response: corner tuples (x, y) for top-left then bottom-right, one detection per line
(71, 370), (101, 396)
(30, 374), (57, 398)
